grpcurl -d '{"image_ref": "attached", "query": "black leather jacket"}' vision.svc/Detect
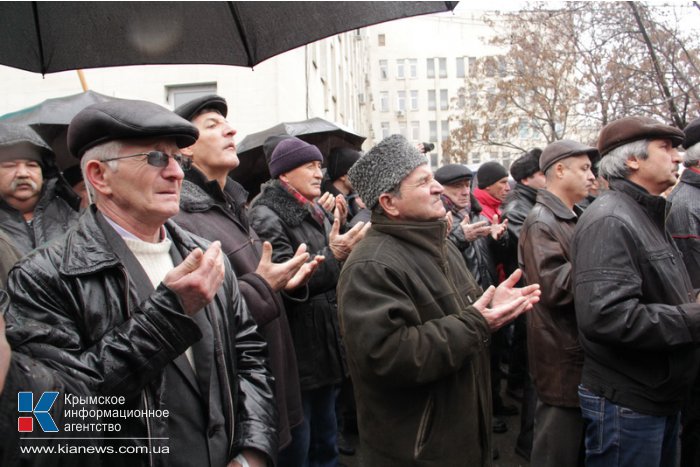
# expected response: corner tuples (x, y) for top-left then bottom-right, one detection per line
(502, 183), (538, 277)
(0, 177), (80, 256)
(572, 178), (700, 416)
(5, 207), (277, 466)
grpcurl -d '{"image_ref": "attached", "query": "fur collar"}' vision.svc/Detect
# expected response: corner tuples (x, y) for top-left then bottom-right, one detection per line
(252, 180), (311, 227)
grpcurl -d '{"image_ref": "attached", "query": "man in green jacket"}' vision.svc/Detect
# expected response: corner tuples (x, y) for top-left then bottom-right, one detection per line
(337, 134), (540, 466)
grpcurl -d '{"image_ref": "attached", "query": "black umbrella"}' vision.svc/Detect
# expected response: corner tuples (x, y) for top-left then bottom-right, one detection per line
(0, 1), (458, 74)
(0, 91), (122, 169)
(231, 117), (366, 199)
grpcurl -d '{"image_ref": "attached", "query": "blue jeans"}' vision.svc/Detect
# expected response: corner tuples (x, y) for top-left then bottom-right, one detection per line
(279, 385), (339, 467)
(578, 385), (680, 467)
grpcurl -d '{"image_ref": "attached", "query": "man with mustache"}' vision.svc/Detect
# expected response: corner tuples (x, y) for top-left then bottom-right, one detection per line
(0, 124), (79, 256)
(572, 117), (700, 467)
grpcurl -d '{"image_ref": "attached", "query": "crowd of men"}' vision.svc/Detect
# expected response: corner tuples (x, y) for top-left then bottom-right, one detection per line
(0, 93), (698, 467)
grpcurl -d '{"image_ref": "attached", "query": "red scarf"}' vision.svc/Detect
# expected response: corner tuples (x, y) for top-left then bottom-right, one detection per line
(472, 187), (502, 222)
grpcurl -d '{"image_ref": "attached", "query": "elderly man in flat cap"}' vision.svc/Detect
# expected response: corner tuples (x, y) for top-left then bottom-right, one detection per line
(0, 123), (79, 257)
(4, 99), (276, 467)
(337, 134), (540, 466)
(668, 116), (700, 467)
(572, 116), (700, 467)
(172, 95), (322, 465)
(518, 140), (598, 467)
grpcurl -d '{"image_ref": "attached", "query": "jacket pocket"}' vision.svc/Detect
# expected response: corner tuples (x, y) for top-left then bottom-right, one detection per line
(413, 394), (435, 458)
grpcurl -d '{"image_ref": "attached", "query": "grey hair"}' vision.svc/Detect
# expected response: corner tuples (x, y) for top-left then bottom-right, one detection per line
(372, 183), (402, 215)
(684, 142), (700, 168)
(80, 140), (123, 204)
(599, 139), (649, 180)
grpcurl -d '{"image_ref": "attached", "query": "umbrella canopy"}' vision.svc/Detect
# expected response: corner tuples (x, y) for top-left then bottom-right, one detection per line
(232, 117), (366, 199)
(0, 1), (458, 74)
(0, 91), (121, 169)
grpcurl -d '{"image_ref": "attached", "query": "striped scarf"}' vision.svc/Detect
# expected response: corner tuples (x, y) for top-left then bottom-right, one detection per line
(279, 179), (327, 226)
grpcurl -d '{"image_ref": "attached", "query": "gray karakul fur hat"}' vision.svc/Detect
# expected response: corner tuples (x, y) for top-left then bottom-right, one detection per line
(348, 134), (427, 210)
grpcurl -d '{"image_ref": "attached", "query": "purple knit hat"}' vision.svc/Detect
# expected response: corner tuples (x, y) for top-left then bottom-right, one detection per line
(268, 137), (323, 178)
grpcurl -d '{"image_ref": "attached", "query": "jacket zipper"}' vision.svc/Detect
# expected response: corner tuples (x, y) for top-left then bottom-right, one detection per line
(413, 394), (434, 458)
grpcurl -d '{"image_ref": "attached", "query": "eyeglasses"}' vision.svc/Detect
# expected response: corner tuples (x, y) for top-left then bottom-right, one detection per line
(102, 151), (192, 171)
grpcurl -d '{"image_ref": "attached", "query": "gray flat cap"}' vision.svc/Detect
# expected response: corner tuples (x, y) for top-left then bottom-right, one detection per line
(540, 139), (599, 173)
(67, 99), (199, 158)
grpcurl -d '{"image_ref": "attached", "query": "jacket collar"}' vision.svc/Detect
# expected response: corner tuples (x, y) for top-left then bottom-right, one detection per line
(180, 167), (248, 212)
(679, 167), (700, 188)
(608, 177), (668, 222)
(370, 211), (448, 262)
(60, 206), (198, 276)
(252, 179), (314, 227)
(536, 189), (581, 221)
(511, 182), (538, 204)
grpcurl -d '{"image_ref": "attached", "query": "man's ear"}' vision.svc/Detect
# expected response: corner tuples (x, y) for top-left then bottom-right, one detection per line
(377, 192), (400, 218)
(626, 156), (640, 171)
(180, 145), (194, 157)
(84, 160), (112, 196)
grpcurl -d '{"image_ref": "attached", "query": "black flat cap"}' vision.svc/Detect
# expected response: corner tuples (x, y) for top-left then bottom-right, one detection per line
(683, 117), (700, 150)
(68, 99), (199, 158)
(540, 140), (599, 173)
(598, 116), (684, 157)
(174, 94), (228, 122)
(434, 163), (473, 186)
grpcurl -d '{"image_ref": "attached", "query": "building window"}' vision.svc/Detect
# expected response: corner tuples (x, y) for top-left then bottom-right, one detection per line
(379, 60), (388, 80)
(410, 90), (418, 110)
(397, 59), (405, 79)
(468, 57), (477, 77)
(456, 57), (465, 78)
(411, 121), (420, 140)
(427, 58), (435, 78)
(441, 120), (450, 142)
(399, 122), (408, 138)
(381, 121), (390, 139)
(428, 90), (436, 111)
(380, 91), (389, 112)
(440, 89), (449, 110)
(397, 91), (406, 112)
(439, 58), (447, 78)
(472, 152), (481, 164)
(166, 83), (217, 109)
(378, 34), (386, 46)
(409, 59), (417, 79)
(429, 120), (437, 142)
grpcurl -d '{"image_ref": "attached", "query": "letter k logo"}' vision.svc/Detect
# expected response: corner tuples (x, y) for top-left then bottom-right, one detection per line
(18, 392), (59, 432)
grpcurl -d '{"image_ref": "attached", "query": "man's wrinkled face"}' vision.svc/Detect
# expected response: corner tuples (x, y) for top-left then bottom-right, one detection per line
(483, 176), (510, 201)
(634, 138), (682, 195)
(0, 158), (43, 208)
(390, 164), (446, 221)
(281, 161), (323, 201)
(100, 138), (185, 227)
(442, 179), (471, 209)
(187, 110), (239, 173)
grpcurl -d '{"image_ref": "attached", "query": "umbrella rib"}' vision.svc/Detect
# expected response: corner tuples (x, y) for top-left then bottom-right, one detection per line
(31, 1), (47, 75)
(226, 2), (254, 68)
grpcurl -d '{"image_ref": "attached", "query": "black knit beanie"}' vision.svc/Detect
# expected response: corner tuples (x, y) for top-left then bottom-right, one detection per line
(476, 161), (508, 189)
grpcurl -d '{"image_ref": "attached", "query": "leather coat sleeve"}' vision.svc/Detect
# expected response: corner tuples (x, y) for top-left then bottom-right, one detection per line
(338, 260), (490, 388)
(6, 266), (202, 399)
(520, 221), (573, 309)
(225, 272), (278, 461)
(573, 216), (700, 350)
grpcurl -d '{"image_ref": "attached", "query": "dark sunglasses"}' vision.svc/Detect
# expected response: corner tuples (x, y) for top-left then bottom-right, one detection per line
(102, 151), (192, 171)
